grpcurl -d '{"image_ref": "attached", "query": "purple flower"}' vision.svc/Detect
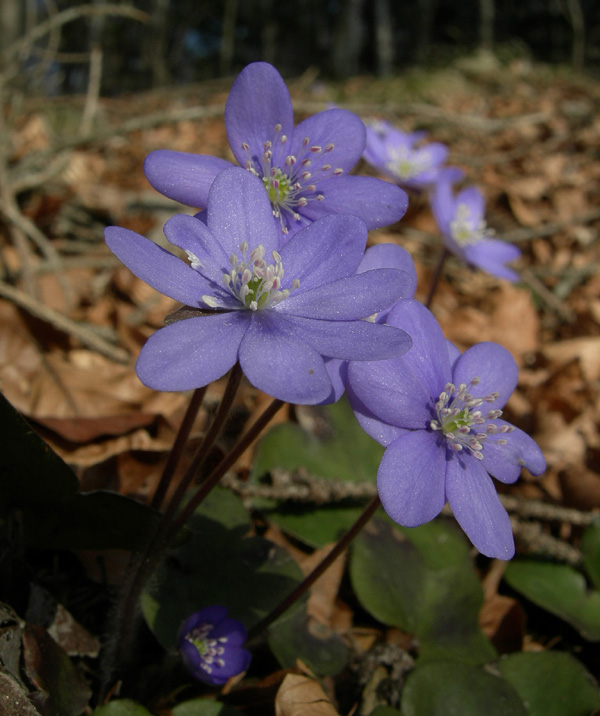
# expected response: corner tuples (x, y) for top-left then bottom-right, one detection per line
(432, 178), (521, 281)
(347, 299), (545, 559)
(363, 121), (450, 191)
(178, 606), (251, 685)
(323, 241), (418, 403)
(144, 63), (408, 237)
(105, 167), (413, 405)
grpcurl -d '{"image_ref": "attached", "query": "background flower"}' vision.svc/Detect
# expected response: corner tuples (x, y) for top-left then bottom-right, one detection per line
(178, 605), (251, 686)
(432, 177), (522, 281)
(106, 167), (413, 405)
(363, 121), (450, 191)
(144, 63), (408, 237)
(347, 299), (546, 559)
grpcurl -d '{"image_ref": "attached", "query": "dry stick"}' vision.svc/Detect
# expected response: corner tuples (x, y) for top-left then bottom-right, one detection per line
(1, 4), (149, 76)
(1, 201), (74, 309)
(0, 279), (129, 363)
(79, 43), (103, 136)
(0, 113), (37, 297)
(150, 386), (207, 511)
(246, 495), (382, 643)
(168, 397), (285, 538)
(221, 471), (600, 526)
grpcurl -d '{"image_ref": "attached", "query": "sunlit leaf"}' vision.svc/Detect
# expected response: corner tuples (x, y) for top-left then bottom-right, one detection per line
(401, 661), (527, 716)
(504, 560), (600, 641)
(498, 651), (600, 716)
(350, 520), (496, 664)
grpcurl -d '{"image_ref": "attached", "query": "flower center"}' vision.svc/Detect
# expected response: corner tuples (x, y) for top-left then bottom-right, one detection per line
(386, 146), (432, 180)
(262, 167), (292, 205)
(241, 124), (344, 233)
(430, 378), (513, 460)
(204, 241), (299, 311)
(450, 203), (490, 246)
(185, 622), (228, 675)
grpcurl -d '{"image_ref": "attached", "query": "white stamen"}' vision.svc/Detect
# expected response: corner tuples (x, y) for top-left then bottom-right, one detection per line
(430, 377), (512, 460)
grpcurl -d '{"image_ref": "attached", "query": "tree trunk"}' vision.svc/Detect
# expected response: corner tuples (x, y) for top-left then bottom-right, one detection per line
(220, 0), (239, 77)
(374, 0), (394, 76)
(331, 0), (365, 78)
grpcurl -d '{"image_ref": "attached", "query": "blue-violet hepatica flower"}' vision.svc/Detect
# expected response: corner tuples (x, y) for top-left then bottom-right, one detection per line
(144, 62), (408, 237)
(432, 178), (521, 281)
(178, 606), (251, 685)
(363, 121), (450, 191)
(105, 167), (413, 405)
(347, 299), (545, 559)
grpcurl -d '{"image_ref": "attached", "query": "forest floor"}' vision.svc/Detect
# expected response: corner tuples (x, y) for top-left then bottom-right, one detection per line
(1, 56), (600, 714)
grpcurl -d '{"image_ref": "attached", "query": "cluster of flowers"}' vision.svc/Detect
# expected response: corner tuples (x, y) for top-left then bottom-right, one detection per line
(105, 63), (545, 685)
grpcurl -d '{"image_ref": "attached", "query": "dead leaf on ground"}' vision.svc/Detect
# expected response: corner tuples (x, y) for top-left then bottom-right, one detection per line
(275, 674), (341, 716)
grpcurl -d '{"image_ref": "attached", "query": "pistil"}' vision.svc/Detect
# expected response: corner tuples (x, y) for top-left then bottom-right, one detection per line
(241, 124), (343, 232)
(430, 378), (514, 459)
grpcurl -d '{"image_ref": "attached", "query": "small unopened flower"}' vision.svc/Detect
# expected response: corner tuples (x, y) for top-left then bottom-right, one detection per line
(347, 299), (545, 559)
(178, 606), (251, 685)
(144, 62), (408, 237)
(105, 167), (413, 405)
(363, 121), (450, 191)
(432, 178), (521, 281)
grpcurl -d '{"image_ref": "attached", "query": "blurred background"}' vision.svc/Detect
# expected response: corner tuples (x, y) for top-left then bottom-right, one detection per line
(1, 0), (599, 95)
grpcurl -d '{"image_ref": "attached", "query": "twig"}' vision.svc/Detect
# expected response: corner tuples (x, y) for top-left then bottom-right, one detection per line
(2, 4), (149, 76)
(0, 200), (74, 308)
(0, 279), (130, 363)
(222, 469), (599, 525)
(79, 43), (103, 136)
(510, 519), (582, 566)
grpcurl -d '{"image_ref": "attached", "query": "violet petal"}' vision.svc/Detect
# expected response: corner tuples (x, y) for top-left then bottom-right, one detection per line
(144, 150), (231, 207)
(446, 456), (515, 559)
(377, 430), (447, 527)
(136, 312), (249, 391)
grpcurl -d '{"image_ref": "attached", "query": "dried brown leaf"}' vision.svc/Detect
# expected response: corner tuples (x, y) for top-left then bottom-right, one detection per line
(275, 674), (340, 716)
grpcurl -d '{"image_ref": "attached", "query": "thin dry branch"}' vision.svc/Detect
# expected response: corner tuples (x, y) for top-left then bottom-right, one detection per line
(1, 4), (149, 76)
(0, 279), (130, 364)
(223, 469), (599, 526)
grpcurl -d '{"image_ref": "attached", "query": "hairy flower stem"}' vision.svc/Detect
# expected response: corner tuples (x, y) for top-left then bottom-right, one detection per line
(101, 366), (243, 696)
(150, 385), (207, 510)
(246, 495), (382, 642)
(168, 397), (285, 539)
(425, 246), (449, 309)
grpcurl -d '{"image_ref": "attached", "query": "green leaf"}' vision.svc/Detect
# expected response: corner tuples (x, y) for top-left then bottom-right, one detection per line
(22, 490), (161, 550)
(350, 520), (496, 664)
(498, 651), (600, 716)
(0, 391), (78, 506)
(401, 661), (527, 716)
(171, 698), (241, 715)
(267, 605), (348, 676)
(92, 700), (153, 716)
(249, 397), (384, 546)
(504, 560), (600, 641)
(142, 488), (303, 651)
(0, 392), (161, 550)
(581, 521), (600, 592)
